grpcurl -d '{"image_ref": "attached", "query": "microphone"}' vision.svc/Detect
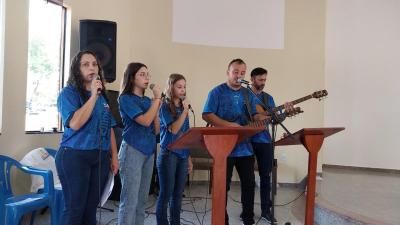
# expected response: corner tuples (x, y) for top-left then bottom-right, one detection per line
(149, 83), (166, 98)
(180, 96), (194, 112)
(237, 79), (250, 85)
(95, 74), (102, 94)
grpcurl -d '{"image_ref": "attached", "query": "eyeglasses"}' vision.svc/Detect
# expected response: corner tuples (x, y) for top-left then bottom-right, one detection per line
(137, 72), (151, 78)
(80, 61), (98, 68)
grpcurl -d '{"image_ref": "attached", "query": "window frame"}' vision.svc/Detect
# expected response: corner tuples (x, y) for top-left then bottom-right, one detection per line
(0, 0), (5, 134)
(25, 0), (67, 134)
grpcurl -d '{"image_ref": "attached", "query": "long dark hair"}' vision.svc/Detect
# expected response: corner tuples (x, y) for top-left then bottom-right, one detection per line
(120, 62), (147, 96)
(67, 50), (107, 103)
(165, 73), (186, 117)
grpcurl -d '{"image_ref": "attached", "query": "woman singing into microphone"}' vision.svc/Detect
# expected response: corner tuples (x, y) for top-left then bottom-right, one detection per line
(56, 50), (119, 225)
(117, 62), (161, 225)
(156, 73), (193, 225)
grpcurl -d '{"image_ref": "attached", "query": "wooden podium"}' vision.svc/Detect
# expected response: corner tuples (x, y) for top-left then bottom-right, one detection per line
(275, 127), (345, 225)
(168, 127), (264, 225)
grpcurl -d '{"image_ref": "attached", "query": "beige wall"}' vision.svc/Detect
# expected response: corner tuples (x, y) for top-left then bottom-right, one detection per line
(0, 0), (326, 193)
(324, 0), (400, 170)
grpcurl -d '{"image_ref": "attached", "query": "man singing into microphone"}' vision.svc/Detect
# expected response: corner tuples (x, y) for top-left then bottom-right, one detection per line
(202, 58), (266, 225)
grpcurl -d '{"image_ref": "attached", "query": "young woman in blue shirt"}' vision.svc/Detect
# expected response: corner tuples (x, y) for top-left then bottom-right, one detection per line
(56, 50), (119, 225)
(117, 62), (161, 225)
(156, 73), (193, 225)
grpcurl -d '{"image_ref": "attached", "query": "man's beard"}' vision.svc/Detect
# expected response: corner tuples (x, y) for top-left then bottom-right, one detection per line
(254, 84), (265, 91)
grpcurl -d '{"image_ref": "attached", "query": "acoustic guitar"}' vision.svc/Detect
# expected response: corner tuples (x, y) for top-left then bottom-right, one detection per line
(256, 90), (328, 115)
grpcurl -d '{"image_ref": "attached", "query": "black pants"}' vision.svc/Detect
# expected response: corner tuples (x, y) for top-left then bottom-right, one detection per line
(225, 156), (255, 225)
(252, 142), (273, 214)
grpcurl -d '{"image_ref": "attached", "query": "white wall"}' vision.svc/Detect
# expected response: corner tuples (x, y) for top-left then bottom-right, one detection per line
(324, 0), (400, 169)
(172, 0), (285, 49)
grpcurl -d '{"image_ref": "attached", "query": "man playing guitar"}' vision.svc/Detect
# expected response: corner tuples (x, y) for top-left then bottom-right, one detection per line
(250, 67), (294, 223)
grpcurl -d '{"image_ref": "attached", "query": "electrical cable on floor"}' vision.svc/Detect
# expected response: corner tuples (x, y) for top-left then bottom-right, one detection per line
(105, 218), (117, 225)
(274, 190), (305, 207)
(181, 217), (197, 225)
(228, 190), (305, 207)
(254, 216), (262, 225)
(201, 160), (211, 225)
(186, 171), (203, 225)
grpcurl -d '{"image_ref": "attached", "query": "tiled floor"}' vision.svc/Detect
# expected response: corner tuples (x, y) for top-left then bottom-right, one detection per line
(22, 183), (305, 225)
(22, 167), (400, 225)
(317, 167), (400, 225)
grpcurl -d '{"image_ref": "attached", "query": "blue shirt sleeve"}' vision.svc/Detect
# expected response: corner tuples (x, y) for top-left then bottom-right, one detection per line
(267, 95), (279, 114)
(57, 87), (81, 128)
(203, 88), (219, 114)
(119, 95), (143, 120)
(269, 95), (276, 108)
(160, 103), (174, 127)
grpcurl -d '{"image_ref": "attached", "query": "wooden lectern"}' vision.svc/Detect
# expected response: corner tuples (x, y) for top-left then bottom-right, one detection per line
(168, 127), (264, 225)
(275, 127), (345, 225)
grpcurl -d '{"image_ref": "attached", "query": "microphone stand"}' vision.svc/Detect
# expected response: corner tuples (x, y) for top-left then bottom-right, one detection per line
(243, 83), (292, 225)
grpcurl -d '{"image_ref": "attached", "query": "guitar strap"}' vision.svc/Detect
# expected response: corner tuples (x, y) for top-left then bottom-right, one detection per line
(262, 92), (271, 109)
(241, 87), (254, 123)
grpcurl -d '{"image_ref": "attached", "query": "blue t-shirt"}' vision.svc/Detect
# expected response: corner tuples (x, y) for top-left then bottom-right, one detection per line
(251, 92), (276, 143)
(119, 93), (156, 155)
(57, 85), (117, 151)
(202, 83), (257, 157)
(159, 103), (190, 159)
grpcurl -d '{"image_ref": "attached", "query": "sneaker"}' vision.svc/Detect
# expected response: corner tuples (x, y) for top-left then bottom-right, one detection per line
(261, 211), (277, 224)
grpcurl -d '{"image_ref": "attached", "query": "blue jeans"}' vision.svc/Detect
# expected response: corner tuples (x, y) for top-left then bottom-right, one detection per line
(252, 142), (273, 214)
(156, 150), (188, 225)
(55, 147), (110, 225)
(118, 141), (154, 225)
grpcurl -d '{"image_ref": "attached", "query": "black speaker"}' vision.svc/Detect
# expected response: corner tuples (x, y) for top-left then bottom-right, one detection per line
(105, 90), (122, 127)
(80, 19), (117, 83)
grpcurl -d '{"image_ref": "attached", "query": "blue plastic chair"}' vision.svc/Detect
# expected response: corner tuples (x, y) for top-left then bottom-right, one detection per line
(43, 148), (57, 158)
(0, 155), (57, 225)
(28, 148), (62, 225)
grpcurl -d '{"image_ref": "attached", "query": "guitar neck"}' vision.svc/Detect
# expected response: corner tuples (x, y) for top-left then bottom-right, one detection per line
(272, 94), (313, 112)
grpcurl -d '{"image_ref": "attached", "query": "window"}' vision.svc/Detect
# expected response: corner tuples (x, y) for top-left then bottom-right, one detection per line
(25, 0), (66, 132)
(0, 0), (5, 133)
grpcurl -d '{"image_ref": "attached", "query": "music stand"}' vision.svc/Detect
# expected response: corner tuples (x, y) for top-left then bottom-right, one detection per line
(275, 127), (345, 225)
